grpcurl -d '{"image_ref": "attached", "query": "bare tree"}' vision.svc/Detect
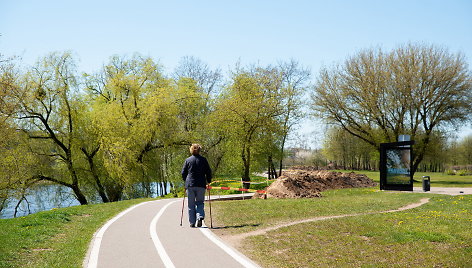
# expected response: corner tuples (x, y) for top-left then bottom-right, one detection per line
(312, 43), (472, 174)
(276, 59), (310, 175)
(173, 56), (222, 97)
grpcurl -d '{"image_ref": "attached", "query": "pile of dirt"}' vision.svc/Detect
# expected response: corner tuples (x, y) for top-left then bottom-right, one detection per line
(253, 169), (377, 199)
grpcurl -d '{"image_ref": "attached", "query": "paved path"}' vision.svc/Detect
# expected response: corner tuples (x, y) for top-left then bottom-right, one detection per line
(412, 187), (472, 195)
(83, 195), (260, 268)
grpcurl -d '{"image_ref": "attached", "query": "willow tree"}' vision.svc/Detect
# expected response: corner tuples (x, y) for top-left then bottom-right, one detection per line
(312, 43), (472, 174)
(85, 54), (193, 198)
(10, 52), (88, 205)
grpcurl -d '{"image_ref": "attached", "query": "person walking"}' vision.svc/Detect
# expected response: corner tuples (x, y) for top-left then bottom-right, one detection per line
(182, 144), (212, 227)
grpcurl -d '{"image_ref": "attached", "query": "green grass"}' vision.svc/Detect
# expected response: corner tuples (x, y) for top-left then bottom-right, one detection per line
(0, 198), (154, 268)
(211, 188), (426, 234)
(211, 189), (472, 267)
(337, 170), (472, 187)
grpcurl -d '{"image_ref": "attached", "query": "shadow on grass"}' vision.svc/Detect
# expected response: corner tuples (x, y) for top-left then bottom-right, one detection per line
(210, 223), (261, 230)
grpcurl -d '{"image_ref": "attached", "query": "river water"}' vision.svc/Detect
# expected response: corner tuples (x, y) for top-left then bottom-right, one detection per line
(0, 184), (82, 219)
(0, 182), (172, 219)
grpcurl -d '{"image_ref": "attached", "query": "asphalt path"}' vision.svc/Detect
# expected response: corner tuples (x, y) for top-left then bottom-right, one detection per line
(412, 187), (472, 195)
(83, 194), (260, 268)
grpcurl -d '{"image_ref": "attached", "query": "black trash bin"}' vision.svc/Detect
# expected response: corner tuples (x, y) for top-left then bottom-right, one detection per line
(422, 176), (430, 192)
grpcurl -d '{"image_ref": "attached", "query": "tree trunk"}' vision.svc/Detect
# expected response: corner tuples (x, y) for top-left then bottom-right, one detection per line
(82, 147), (109, 203)
(67, 159), (88, 205)
(71, 184), (88, 205)
(278, 134), (287, 177)
(241, 145), (251, 189)
(161, 181), (167, 196)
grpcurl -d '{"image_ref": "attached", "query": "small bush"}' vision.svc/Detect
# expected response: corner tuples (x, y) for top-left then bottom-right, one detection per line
(457, 169), (469, 176)
(445, 169), (456, 175)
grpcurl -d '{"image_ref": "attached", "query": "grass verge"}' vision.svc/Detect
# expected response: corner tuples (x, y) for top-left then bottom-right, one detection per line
(211, 189), (472, 267)
(0, 198), (154, 268)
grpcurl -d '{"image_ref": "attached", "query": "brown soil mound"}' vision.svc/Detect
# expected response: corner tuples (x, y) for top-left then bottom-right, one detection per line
(254, 169), (377, 199)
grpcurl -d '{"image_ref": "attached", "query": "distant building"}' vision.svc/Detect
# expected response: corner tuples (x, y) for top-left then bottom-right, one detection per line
(285, 148), (314, 166)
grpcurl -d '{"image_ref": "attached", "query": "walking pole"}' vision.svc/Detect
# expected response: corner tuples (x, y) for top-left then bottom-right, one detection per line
(207, 186), (213, 229)
(180, 189), (186, 226)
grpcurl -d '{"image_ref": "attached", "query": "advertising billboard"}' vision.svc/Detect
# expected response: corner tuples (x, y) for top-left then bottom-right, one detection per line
(380, 141), (414, 191)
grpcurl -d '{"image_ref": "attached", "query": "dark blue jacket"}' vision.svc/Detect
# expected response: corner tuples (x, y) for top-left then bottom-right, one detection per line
(182, 154), (212, 188)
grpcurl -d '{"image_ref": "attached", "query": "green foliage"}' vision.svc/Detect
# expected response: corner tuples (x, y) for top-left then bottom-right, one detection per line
(211, 63), (307, 179)
(446, 169), (456, 175)
(1, 52), (309, 208)
(322, 127), (378, 170)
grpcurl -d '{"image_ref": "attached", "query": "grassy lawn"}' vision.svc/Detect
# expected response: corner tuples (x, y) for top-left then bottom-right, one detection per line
(0, 198), (153, 268)
(211, 188), (426, 234)
(338, 170), (472, 187)
(211, 189), (472, 267)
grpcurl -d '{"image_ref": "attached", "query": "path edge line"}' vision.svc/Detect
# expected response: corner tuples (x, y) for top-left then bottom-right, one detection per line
(200, 224), (261, 268)
(83, 200), (154, 268)
(150, 200), (178, 268)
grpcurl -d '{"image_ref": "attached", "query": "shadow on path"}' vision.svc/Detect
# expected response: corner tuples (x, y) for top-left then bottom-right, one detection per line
(211, 224), (261, 230)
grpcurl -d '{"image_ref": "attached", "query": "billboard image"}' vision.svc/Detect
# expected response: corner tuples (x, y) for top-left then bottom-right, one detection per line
(386, 148), (411, 184)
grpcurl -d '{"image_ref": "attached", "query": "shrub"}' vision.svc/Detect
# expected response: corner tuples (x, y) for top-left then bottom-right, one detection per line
(445, 169), (456, 175)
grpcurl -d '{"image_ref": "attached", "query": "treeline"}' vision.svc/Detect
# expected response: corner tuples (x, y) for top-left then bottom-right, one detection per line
(318, 127), (472, 173)
(0, 53), (309, 208)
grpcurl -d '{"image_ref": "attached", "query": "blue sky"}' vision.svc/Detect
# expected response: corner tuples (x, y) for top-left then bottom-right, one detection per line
(1, 0), (471, 147)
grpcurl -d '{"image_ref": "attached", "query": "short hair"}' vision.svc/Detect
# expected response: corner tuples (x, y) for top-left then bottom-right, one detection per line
(189, 144), (202, 155)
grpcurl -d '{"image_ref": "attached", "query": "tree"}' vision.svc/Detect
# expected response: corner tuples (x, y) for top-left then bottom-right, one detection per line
(276, 59), (310, 175)
(173, 56), (222, 98)
(85, 54), (191, 198)
(457, 135), (472, 166)
(214, 64), (285, 185)
(173, 56), (225, 173)
(11, 52), (88, 205)
(322, 127), (378, 170)
(312, 43), (472, 174)
(416, 131), (449, 172)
